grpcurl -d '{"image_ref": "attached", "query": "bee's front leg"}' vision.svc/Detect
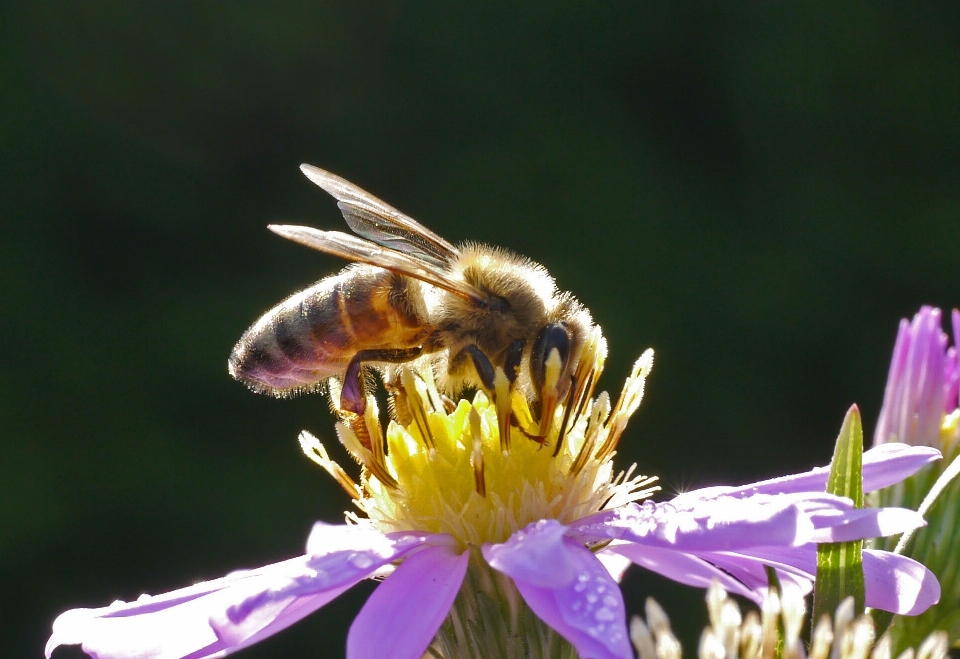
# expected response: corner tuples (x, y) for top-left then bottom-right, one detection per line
(449, 340), (525, 393)
(449, 345), (496, 391)
(530, 323), (573, 438)
(340, 346), (424, 414)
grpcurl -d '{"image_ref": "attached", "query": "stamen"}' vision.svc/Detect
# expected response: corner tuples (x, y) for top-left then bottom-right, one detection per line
(741, 611), (763, 659)
(364, 397), (391, 478)
(570, 391), (607, 475)
(298, 431), (361, 499)
(809, 614), (834, 659)
(781, 587), (805, 659)
(630, 616), (657, 659)
(552, 373), (578, 457)
(494, 368), (512, 452)
(759, 590), (780, 659)
(469, 407), (486, 497)
(335, 402), (398, 490)
(598, 349), (654, 461)
(334, 418), (373, 466)
(402, 368), (435, 450)
(844, 617), (875, 659)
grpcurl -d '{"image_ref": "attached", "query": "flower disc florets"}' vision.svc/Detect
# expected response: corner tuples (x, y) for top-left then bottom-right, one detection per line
(302, 328), (658, 548)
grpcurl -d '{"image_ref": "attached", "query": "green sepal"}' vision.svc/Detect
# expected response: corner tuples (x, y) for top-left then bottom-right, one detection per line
(813, 404), (866, 623)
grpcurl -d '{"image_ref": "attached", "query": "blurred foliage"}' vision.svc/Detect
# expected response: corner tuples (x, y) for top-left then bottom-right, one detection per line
(3, 2), (959, 657)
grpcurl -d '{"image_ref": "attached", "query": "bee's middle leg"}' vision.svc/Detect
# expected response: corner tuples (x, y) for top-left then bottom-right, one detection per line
(341, 346), (424, 414)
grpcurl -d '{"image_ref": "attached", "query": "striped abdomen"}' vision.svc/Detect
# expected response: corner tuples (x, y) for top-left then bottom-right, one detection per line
(228, 266), (430, 396)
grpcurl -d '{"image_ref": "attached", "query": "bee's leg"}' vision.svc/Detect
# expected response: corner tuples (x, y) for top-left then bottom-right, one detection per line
(340, 347), (424, 414)
(453, 345), (496, 391)
(456, 343), (528, 451)
(530, 323), (572, 436)
(449, 340), (523, 390)
(504, 339), (524, 385)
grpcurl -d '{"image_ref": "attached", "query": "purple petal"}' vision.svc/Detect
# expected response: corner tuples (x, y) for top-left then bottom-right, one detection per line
(574, 497), (815, 551)
(211, 587), (353, 654)
(607, 543), (764, 603)
(306, 521), (444, 557)
(220, 526), (434, 629)
(717, 546), (940, 614)
(596, 546), (632, 582)
(862, 549), (941, 615)
(46, 524), (435, 659)
(482, 519), (579, 588)
(691, 444), (940, 498)
(347, 544), (468, 659)
(507, 540), (633, 659)
(694, 550), (815, 602)
(46, 555), (338, 659)
(807, 506), (926, 543)
(875, 307), (955, 447)
(948, 309), (960, 411)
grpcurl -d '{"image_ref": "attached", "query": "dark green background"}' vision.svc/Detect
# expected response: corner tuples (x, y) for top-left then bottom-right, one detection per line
(4, 3), (958, 657)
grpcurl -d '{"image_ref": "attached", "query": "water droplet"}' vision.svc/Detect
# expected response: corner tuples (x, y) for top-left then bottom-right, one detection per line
(595, 607), (615, 622)
(349, 553), (374, 569)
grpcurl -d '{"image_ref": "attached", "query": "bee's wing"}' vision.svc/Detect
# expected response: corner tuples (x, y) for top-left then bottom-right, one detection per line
(300, 164), (458, 268)
(268, 225), (485, 304)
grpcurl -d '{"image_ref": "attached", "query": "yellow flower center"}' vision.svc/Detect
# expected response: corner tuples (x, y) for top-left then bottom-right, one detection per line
(301, 328), (658, 548)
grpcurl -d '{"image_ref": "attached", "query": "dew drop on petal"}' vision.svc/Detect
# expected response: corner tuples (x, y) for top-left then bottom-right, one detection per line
(349, 553), (374, 569)
(595, 607), (616, 622)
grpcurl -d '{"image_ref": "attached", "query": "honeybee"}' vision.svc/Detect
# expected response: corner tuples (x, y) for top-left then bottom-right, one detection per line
(229, 164), (594, 434)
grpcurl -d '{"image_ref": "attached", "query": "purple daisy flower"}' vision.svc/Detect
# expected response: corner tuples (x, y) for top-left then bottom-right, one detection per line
(47, 334), (941, 659)
(874, 306), (960, 450)
(871, 306), (960, 651)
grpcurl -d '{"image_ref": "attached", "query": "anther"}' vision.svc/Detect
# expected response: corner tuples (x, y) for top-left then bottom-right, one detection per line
(494, 367), (512, 452)
(469, 407), (486, 497)
(298, 431), (362, 499)
(401, 368), (436, 450)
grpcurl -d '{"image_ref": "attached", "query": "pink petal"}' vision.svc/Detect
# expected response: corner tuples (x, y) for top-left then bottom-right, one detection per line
(508, 541), (633, 659)
(347, 544), (468, 659)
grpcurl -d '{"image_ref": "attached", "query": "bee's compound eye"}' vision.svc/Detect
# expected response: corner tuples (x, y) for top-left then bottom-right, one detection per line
(530, 323), (571, 392)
